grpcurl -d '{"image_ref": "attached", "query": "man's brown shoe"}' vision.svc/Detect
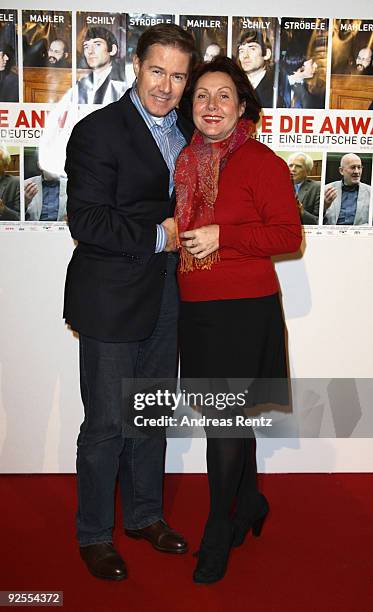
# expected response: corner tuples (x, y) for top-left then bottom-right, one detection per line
(80, 543), (127, 580)
(125, 520), (188, 553)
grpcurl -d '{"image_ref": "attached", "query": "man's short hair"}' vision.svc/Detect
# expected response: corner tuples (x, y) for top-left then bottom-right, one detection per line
(136, 23), (199, 72)
(288, 152), (314, 173)
(0, 143), (11, 165)
(83, 27), (119, 58)
(237, 30), (270, 57)
(340, 153), (362, 167)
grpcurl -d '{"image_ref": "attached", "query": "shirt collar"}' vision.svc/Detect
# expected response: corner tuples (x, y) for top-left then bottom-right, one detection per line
(342, 179), (359, 192)
(92, 64), (112, 89)
(248, 68), (267, 90)
(130, 85), (178, 132)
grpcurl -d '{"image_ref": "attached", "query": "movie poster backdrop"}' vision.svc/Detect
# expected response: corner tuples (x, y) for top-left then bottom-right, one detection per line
(0, 9), (372, 235)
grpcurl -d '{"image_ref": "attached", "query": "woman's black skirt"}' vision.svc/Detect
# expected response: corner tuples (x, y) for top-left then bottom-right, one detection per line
(179, 292), (289, 414)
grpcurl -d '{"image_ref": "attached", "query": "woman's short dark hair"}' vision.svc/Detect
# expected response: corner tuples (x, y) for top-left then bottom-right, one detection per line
(136, 23), (199, 72)
(180, 56), (262, 123)
(281, 51), (308, 75)
(0, 43), (15, 73)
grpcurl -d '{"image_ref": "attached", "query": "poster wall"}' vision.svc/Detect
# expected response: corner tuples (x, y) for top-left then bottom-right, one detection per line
(0, 10), (373, 234)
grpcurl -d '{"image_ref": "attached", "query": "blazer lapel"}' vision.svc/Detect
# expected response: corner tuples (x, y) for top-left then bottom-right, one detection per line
(299, 181), (310, 199)
(118, 90), (170, 181)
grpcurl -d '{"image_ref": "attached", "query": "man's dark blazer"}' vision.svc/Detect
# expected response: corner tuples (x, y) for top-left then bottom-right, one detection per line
(255, 69), (274, 108)
(0, 174), (20, 220)
(63, 89), (193, 342)
(298, 179), (321, 225)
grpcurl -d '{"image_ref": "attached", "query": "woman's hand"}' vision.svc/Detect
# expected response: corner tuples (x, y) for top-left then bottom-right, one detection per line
(180, 224), (220, 259)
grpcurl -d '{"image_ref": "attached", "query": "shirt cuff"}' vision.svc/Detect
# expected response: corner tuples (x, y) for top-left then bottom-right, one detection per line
(155, 224), (167, 253)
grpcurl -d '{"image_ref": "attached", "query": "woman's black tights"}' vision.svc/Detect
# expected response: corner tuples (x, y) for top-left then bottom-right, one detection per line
(206, 437), (257, 521)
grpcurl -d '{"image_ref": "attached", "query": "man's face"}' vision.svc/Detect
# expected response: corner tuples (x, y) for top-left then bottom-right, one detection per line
(356, 48), (372, 72)
(47, 41), (66, 65)
(0, 51), (9, 72)
(133, 44), (189, 117)
(238, 41), (269, 75)
(83, 37), (116, 71)
(339, 155), (363, 186)
(288, 155), (308, 184)
(204, 44), (220, 62)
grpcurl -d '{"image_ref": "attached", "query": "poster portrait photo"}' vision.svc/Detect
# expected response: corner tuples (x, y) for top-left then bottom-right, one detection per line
(232, 16), (278, 109)
(323, 152), (372, 225)
(0, 9), (19, 102)
(179, 14), (228, 62)
(0, 144), (20, 221)
(277, 150), (323, 225)
(330, 19), (373, 110)
(277, 17), (329, 110)
(22, 10), (72, 103)
(24, 146), (67, 222)
(76, 11), (126, 105)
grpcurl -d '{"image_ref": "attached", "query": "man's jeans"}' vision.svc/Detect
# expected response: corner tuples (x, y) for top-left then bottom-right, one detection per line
(76, 254), (178, 546)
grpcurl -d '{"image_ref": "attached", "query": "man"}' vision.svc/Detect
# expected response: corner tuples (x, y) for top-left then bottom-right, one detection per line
(287, 152), (320, 224)
(237, 30), (274, 108)
(0, 43), (18, 102)
(324, 153), (370, 225)
(78, 26), (126, 104)
(45, 39), (69, 68)
(64, 23), (197, 580)
(203, 42), (221, 62)
(355, 47), (373, 75)
(0, 144), (20, 221)
(25, 169), (67, 221)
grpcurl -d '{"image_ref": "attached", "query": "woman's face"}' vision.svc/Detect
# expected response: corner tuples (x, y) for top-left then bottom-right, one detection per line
(292, 58), (318, 82)
(192, 71), (245, 143)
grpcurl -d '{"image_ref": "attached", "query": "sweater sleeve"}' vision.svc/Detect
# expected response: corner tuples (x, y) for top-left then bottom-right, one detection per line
(219, 154), (302, 257)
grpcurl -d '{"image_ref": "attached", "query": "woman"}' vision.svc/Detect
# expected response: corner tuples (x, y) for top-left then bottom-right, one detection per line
(277, 51), (324, 109)
(175, 56), (302, 584)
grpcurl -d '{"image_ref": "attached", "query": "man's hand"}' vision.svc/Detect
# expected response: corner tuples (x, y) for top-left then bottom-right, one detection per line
(0, 198), (5, 214)
(180, 224), (219, 260)
(162, 217), (177, 252)
(24, 181), (39, 207)
(324, 185), (337, 210)
(296, 197), (304, 217)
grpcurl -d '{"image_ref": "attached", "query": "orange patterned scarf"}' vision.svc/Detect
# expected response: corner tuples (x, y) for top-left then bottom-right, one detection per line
(175, 118), (256, 272)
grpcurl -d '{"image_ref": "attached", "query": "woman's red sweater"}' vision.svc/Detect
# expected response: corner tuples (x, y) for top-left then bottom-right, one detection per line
(177, 138), (302, 302)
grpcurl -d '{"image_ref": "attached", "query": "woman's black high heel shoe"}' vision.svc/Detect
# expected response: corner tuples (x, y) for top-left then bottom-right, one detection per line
(232, 493), (269, 547)
(193, 519), (234, 584)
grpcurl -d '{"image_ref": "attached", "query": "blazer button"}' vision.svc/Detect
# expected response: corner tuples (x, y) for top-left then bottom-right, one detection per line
(162, 270), (167, 276)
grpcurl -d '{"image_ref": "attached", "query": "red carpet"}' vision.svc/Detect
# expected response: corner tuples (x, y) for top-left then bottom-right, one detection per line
(1, 474), (372, 611)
